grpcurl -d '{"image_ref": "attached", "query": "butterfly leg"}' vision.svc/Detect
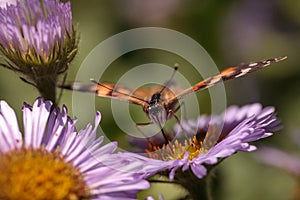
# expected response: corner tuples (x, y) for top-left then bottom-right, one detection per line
(172, 101), (188, 131)
(173, 101), (188, 121)
(168, 109), (188, 138)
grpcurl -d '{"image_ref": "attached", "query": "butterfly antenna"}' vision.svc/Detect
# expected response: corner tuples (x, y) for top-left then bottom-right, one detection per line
(159, 63), (179, 94)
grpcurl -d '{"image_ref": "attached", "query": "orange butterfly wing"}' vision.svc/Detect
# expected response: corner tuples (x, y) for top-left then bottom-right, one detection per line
(59, 82), (148, 106)
(168, 56), (287, 104)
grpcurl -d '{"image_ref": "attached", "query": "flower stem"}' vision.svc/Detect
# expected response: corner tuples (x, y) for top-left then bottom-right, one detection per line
(174, 169), (213, 200)
(34, 76), (57, 106)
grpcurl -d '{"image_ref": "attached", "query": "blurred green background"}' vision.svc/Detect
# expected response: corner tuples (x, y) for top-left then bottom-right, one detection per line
(1, 0), (300, 199)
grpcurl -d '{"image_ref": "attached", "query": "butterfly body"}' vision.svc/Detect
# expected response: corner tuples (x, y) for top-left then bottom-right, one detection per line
(59, 56), (286, 135)
(144, 89), (180, 126)
(147, 97), (168, 126)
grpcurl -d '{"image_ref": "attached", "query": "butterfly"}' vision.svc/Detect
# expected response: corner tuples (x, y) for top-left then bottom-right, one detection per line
(59, 56), (286, 141)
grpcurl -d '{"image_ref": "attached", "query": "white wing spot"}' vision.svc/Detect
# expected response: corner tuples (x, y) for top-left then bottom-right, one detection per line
(235, 68), (252, 78)
(263, 61), (271, 66)
(249, 62), (258, 67)
(209, 76), (222, 84)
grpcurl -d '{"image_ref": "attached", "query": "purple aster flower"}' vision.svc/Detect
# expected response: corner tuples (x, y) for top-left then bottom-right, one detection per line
(0, 0), (16, 8)
(0, 98), (149, 200)
(0, 0), (78, 104)
(168, 103), (280, 178)
(118, 103), (280, 199)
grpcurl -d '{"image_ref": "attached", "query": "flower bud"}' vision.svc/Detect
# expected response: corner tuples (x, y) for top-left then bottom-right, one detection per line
(0, 0), (78, 104)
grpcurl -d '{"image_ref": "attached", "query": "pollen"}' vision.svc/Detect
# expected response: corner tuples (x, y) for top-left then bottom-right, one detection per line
(0, 147), (90, 200)
(146, 125), (222, 161)
(146, 136), (206, 161)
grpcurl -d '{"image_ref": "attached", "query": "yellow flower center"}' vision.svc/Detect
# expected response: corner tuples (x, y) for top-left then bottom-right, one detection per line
(0, 148), (90, 200)
(146, 125), (221, 161)
(146, 136), (204, 161)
